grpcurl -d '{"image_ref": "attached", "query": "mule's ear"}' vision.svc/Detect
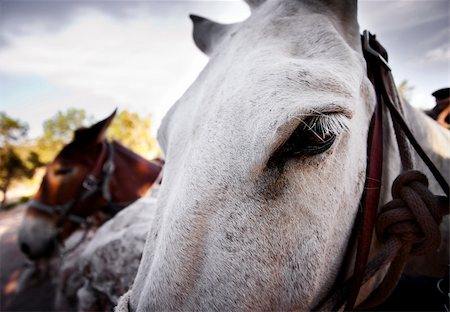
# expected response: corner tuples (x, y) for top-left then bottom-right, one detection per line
(322, 0), (359, 49)
(74, 109), (117, 145)
(189, 14), (233, 56)
(244, 0), (265, 10)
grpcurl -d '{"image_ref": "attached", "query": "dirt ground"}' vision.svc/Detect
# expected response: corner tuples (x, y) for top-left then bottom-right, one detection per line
(0, 205), (56, 312)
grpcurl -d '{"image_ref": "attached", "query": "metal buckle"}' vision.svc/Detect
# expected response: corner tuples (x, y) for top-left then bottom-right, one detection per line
(362, 30), (391, 71)
(437, 277), (449, 297)
(82, 174), (98, 191)
(103, 160), (115, 174)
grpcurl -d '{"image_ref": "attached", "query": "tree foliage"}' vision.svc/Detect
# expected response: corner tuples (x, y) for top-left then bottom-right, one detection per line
(36, 108), (159, 162)
(398, 80), (414, 102)
(0, 112), (41, 209)
(0, 112), (28, 147)
(107, 110), (158, 158)
(37, 108), (93, 162)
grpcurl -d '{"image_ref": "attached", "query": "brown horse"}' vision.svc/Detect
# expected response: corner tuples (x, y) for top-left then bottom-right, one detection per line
(17, 111), (162, 260)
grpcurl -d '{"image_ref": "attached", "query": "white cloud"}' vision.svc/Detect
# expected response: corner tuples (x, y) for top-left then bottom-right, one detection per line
(0, 4), (249, 136)
(359, 1), (448, 33)
(418, 27), (449, 49)
(0, 10), (205, 122)
(424, 44), (450, 62)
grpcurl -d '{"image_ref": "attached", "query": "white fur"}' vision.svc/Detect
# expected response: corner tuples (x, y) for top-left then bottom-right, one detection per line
(78, 197), (157, 307)
(121, 1), (449, 311)
(53, 196), (158, 310)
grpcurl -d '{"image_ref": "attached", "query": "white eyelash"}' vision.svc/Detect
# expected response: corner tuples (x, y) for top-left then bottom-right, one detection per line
(304, 114), (349, 134)
(298, 113), (349, 142)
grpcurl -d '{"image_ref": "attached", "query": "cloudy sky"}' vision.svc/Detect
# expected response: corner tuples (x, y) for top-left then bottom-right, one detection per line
(0, 0), (449, 137)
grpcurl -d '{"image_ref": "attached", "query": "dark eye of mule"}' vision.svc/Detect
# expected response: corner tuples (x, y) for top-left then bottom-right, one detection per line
(54, 168), (73, 176)
(271, 119), (337, 164)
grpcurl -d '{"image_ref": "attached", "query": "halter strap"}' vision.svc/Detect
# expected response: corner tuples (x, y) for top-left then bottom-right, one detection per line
(28, 199), (87, 225)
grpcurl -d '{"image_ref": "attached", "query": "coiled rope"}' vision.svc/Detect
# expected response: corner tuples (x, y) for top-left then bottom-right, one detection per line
(357, 171), (449, 309)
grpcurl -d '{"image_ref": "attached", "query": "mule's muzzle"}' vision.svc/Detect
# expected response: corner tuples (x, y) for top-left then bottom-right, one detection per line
(19, 238), (57, 260)
(19, 234), (57, 260)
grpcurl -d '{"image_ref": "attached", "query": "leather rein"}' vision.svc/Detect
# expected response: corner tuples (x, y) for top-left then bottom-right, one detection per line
(314, 31), (449, 311)
(28, 141), (129, 252)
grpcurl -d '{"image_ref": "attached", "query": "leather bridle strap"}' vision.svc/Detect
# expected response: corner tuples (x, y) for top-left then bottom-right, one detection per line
(314, 31), (449, 311)
(361, 31), (449, 196)
(316, 31), (386, 312)
(353, 32), (449, 311)
(344, 67), (384, 310)
(347, 31), (449, 311)
(28, 199), (87, 225)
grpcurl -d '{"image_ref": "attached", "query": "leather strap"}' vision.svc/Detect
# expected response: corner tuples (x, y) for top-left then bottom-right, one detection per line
(314, 31), (449, 311)
(28, 199), (87, 225)
(347, 31), (449, 311)
(345, 87), (383, 310)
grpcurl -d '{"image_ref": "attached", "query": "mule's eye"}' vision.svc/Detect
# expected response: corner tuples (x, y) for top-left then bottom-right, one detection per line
(272, 119), (337, 163)
(284, 125), (335, 156)
(54, 168), (73, 176)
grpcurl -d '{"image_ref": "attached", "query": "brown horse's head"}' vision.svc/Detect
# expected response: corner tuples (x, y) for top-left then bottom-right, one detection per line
(18, 111), (162, 260)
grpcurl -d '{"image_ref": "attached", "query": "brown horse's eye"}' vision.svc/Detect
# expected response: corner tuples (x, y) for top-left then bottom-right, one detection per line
(54, 168), (73, 176)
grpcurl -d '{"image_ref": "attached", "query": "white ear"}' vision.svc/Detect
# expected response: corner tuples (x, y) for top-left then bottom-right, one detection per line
(244, 0), (266, 10)
(321, 0), (358, 23)
(244, 0), (265, 10)
(322, 0), (359, 49)
(189, 15), (234, 56)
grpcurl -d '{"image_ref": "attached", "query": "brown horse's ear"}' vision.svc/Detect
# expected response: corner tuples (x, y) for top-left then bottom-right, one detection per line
(74, 109), (117, 145)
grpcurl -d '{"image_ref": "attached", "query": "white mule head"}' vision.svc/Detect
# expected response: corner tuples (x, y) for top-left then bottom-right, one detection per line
(131, 0), (377, 310)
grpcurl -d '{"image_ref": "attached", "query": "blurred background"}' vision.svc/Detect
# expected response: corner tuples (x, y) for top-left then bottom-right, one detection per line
(0, 0), (449, 206)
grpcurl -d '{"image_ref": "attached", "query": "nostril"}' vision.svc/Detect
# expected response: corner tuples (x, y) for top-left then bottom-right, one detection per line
(20, 242), (30, 255)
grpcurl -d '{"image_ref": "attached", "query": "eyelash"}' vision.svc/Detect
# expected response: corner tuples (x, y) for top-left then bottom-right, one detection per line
(299, 114), (349, 136)
(269, 114), (349, 165)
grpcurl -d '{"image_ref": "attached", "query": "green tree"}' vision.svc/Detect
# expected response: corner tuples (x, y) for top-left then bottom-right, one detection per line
(107, 110), (159, 158)
(0, 113), (41, 209)
(0, 148), (34, 209)
(0, 112), (28, 147)
(37, 108), (93, 162)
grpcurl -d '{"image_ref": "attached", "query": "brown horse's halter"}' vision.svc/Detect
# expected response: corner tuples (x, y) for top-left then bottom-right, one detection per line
(314, 31), (449, 311)
(28, 141), (126, 250)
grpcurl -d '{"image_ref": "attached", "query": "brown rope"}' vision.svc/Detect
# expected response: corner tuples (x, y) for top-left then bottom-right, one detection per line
(315, 172), (448, 311)
(356, 170), (449, 309)
(315, 172), (449, 311)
